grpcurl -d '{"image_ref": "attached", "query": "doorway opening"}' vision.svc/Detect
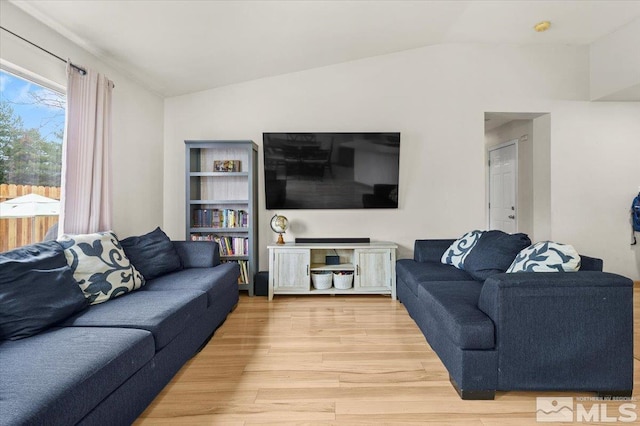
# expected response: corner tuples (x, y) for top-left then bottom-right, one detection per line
(484, 112), (551, 242)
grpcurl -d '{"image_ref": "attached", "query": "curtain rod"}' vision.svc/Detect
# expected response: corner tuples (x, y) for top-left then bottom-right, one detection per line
(1, 25), (87, 75)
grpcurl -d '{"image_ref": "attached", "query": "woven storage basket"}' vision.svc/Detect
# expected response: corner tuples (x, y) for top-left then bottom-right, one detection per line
(311, 272), (332, 290)
(333, 272), (353, 289)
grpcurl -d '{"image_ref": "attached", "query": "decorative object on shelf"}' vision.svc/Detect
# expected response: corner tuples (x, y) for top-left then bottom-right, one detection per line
(270, 214), (289, 245)
(333, 271), (353, 289)
(213, 159), (240, 172)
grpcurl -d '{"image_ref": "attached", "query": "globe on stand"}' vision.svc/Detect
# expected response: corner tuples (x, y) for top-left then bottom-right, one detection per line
(270, 214), (289, 245)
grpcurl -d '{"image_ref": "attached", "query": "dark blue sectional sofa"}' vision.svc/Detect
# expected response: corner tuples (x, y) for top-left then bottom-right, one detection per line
(396, 238), (634, 399)
(0, 240), (239, 425)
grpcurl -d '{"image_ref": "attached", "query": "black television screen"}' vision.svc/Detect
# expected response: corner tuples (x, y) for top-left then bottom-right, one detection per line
(263, 132), (400, 209)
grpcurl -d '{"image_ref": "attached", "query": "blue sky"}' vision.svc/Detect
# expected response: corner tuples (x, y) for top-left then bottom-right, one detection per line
(0, 69), (65, 143)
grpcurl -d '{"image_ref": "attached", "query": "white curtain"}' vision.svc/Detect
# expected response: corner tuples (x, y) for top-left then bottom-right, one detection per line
(58, 64), (114, 236)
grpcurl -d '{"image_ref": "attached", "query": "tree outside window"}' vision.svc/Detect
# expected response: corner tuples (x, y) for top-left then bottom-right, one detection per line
(0, 69), (65, 251)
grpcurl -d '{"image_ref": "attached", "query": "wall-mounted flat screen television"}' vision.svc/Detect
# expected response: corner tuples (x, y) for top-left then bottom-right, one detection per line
(263, 132), (400, 209)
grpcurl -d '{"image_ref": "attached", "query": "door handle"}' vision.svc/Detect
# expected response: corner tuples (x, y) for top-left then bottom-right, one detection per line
(508, 215), (515, 219)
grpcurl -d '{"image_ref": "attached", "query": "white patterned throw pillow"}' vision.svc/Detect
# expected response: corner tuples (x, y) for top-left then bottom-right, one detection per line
(441, 230), (484, 270)
(507, 241), (581, 273)
(58, 231), (146, 304)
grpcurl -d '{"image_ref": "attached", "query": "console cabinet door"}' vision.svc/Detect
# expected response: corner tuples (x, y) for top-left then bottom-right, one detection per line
(354, 248), (392, 292)
(273, 248), (310, 291)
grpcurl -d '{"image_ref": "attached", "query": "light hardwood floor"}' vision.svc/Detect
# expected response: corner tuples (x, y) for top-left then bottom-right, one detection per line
(135, 287), (640, 425)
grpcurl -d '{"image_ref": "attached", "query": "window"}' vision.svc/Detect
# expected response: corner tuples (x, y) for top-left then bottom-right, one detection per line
(0, 68), (66, 251)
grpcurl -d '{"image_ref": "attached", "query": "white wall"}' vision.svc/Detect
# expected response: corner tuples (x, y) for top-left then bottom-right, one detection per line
(550, 103), (640, 279)
(165, 42), (640, 280)
(532, 114), (551, 242)
(590, 18), (640, 101)
(0, 2), (164, 238)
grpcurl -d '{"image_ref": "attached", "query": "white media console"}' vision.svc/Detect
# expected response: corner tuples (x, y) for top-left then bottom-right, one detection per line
(267, 241), (397, 301)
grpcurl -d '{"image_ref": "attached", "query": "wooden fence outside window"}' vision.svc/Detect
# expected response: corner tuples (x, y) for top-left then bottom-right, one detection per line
(0, 184), (61, 252)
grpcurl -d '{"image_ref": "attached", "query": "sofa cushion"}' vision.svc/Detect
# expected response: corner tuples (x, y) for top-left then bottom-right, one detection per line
(142, 262), (239, 307)
(441, 230), (484, 269)
(0, 326), (154, 426)
(59, 290), (207, 351)
(463, 230), (531, 281)
(58, 231), (146, 304)
(172, 240), (221, 268)
(0, 241), (88, 341)
(121, 227), (183, 279)
(507, 241), (581, 273)
(416, 281), (495, 350)
(396, 259), (472, 297)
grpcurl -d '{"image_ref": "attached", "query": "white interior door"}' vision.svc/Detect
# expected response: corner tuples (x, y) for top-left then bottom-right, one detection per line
(489, 142), (517, 233)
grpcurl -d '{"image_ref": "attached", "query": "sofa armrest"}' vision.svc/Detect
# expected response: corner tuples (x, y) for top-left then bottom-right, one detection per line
(414, 239), (455, 263)
(478, 271), (631, 320)
(478, 271), (633, 391)
(172, 241), (221, 268)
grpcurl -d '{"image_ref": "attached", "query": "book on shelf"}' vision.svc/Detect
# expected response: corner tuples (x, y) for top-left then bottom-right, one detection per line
(239, 260), (248, 284)
(190, 234), (214, 241)
(212, 210), (220, 228)
(221, 259), (249, 284)
(192, 209), (248, 228)
(189, 234), (249, 257)
(192, 209), (207, 228)
(215, 236), (249, 256)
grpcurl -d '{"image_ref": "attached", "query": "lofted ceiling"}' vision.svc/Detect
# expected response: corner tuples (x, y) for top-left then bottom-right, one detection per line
(7, 0), (640, 97)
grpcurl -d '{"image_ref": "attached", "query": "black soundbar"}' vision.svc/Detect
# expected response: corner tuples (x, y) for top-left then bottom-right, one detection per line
(295, 237), (370, 244)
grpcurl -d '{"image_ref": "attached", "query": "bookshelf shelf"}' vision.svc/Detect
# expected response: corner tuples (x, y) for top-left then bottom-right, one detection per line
(185, 140), (258, 296)
(189, 199), (250, 205)
(221, 255), (249, 260)
(189, 172), (250, 177)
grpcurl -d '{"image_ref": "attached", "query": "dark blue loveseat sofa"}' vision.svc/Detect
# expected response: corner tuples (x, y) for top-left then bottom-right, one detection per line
(396, 237), (634, 399)
(0, 239), (239, 425)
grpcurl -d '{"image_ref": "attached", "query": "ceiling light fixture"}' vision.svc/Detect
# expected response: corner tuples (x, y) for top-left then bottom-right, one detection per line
(534, 21), (551, 32)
